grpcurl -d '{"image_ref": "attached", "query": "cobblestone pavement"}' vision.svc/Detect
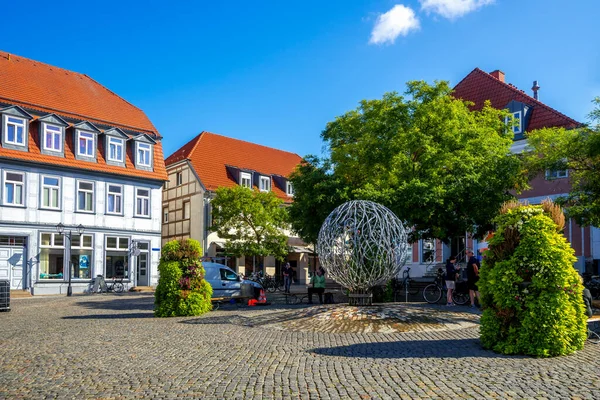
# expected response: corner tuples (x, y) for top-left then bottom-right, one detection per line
(1, 293), (600, 399)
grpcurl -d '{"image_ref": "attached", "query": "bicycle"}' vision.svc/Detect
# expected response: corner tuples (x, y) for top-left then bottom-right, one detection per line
(423, 268), (446, 304)
(422, 268), (470, 305)
(89, 275), (124, 294)
(395, 267), (420, 300)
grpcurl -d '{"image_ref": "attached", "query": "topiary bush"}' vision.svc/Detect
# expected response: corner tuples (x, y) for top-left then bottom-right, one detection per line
(154, 239), (213, 317)
(479, 200), (587, 357)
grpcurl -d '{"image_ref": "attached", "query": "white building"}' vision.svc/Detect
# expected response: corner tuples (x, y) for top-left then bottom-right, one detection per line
(0, 51), (167, 295)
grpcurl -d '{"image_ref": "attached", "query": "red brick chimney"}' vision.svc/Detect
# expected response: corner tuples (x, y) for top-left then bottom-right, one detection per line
(490, 70), (505, 83)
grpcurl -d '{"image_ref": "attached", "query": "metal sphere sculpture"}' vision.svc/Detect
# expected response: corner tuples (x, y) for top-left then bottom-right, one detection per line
(317, 200), (410, 296)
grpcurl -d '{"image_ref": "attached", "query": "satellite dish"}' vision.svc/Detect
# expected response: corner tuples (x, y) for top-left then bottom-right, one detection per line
(133, 248), (141, 257)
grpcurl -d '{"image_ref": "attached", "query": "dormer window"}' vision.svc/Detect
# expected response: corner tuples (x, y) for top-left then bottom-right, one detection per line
(240, 172), (252, 188)
(137, 143), (151, 166)
(286, 181), (294, 196)
(259, 176), (271, 192)
(5, 117), (26, 146)
(108, 137), (124, 162)
(505, 111), (522, 135)
(77, 131), (95, 157)
(1, 106), (33, 151)
(39, 114), (68, 156)
(43, 124), (62, 152)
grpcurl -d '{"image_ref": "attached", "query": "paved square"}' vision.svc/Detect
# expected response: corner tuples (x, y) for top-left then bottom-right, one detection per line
(1, 293), (599, 399)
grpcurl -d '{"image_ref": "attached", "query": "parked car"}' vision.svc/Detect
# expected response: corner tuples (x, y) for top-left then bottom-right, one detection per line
(202, 262), (262, 299)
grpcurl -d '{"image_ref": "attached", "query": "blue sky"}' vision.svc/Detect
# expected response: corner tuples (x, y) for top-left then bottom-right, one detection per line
(2, 1), (599, 158)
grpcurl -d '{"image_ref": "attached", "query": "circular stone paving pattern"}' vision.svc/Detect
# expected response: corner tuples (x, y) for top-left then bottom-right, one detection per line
(267, 303), (480, 334)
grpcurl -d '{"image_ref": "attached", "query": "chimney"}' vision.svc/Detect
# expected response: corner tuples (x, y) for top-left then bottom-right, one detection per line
(490, 70), (505, 83)
(532, 80), (540, 100)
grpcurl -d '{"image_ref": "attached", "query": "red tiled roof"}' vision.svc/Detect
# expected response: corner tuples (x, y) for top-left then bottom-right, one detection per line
(453, 68), (581, 131)
(0, 51), (167, 181)
(166, 131), (302, 200)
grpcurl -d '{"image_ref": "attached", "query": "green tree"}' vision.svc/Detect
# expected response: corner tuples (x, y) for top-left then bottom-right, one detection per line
(289, 81), (526, 243)
(525, 97), (600, 226)
(210, 186), (289, 261)
(288, 156), (349, 244)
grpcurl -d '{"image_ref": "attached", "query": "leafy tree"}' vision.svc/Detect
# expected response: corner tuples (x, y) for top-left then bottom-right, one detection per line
(288, 156), (349, 244)
(525, 97), (600, 226)
(289, 81), (526, 243)
(210, 186), (289, 261)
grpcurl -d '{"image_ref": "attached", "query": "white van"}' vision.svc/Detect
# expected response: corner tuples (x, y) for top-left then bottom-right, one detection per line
(202, 262), (262, 299)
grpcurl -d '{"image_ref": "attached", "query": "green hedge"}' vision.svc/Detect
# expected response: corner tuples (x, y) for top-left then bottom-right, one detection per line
(154, 239), (213, 317)
(479, 202), (587, 357)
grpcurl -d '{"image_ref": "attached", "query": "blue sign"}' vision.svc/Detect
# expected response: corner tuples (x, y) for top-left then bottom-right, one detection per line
(79, 254), (89, 269)
(152, 248), (161, 252)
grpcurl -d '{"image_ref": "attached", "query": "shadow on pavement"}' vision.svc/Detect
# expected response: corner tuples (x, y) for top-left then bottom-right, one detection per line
(183, 308), (308, 327)
(310, 339), (523, 359)
(74, 293), (155, 312)
(63, 312), (154, 320)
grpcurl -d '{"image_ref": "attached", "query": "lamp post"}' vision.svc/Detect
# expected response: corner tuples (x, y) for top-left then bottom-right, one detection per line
(56, 223), (85, 297)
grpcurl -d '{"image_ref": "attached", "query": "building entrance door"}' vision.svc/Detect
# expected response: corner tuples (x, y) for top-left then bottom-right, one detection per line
(136, 242), (150, 286)
(0, 243), (24, 290)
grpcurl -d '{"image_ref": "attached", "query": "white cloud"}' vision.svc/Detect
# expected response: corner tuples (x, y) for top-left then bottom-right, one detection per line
(420, 0), (494, 20)
(369, 5), (420, 45)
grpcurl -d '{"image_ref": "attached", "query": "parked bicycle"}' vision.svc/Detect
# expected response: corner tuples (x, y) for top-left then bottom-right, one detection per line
(394, 266), (420, 300)
(422, 268), (470, 305)
(89, 275), (125, 294)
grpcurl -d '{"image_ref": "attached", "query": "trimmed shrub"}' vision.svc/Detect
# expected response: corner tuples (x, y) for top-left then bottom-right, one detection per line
(154, 239), (212, 317)
(479, 201), (587, 357)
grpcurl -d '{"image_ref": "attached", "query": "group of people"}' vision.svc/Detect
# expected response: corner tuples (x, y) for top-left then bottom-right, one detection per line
(445, 249), (480, 308)
(282, 262), (327, 304)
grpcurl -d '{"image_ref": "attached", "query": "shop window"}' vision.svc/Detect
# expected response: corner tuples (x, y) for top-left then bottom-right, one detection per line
(39, 232), (65, 280)
(105, 236), (130, 279)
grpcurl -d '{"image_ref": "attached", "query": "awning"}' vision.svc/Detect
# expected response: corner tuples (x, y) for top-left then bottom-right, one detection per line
(289, 245), (314, 254)
(210, 240), (227, 249)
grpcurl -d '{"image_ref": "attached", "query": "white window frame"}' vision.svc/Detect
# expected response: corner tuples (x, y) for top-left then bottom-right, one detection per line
(108, 137), (124, 162)
(135, 187), (151, 217)
(176, 172), (183, 186)
(136, 142), (152, 167)
(105, 236), (130, 250)
(4, 116), (26, 146)
(163, 208), (169, 223)
(240, 172), (252, 188)
(259, 176), (271, 192)
(77, 130), (95, 157)
(76, 180), (95, 212)
(3, 170), (25, 206)
(106, 184), (123, 215)
(41, 175), (61, 210)
(286, 181), (294, 196)
(42, 124), (62, 152)
(505, 111), (522, 135)
(545, 169), (569, 180)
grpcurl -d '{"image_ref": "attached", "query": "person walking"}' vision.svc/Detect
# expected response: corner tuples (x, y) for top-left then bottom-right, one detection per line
(445, 256), (459, 306)
(466, 249), (481, 308)
(308, 268), (326, 304)
(282, 262), (293, 293)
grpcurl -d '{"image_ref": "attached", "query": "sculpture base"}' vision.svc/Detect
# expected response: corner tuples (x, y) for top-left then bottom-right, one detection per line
(348, 293), (373, 306)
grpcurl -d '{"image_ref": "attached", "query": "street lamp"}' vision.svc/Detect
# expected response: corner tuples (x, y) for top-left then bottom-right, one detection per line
(56, 223), (85, 296)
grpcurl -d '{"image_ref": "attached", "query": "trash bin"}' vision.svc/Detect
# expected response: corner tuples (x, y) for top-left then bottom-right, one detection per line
(0, 280), (10, 312)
